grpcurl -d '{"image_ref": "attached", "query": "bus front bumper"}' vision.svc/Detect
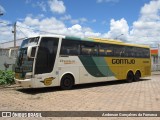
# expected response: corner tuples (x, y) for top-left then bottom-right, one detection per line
(15, 78), (33, 88)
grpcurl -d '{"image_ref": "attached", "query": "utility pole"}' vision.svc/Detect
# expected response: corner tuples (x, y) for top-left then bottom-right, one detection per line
(12, 22), (16, 47)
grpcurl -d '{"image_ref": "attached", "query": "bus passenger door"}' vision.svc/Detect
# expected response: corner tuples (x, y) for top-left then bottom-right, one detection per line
(34, 37), (59, 87)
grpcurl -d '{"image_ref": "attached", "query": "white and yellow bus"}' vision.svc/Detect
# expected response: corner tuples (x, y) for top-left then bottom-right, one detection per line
(13, 35), (151, 89)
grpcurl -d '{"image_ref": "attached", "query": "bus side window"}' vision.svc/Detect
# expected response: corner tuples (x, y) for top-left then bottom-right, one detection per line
(141, 48), (150, 58)
(135, 47), (143, 58)
(81, 42), (98, 56)
(125, 46), (135, 58)
(99, 43), (113, 57)
(145, 49), (150, 58)
(60, 39), (80, 56)
(114, 45), (123, 57)
(120, 47), (125, 57)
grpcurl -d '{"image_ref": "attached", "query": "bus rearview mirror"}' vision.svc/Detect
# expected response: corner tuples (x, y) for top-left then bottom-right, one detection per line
(27, 46), (36, 58)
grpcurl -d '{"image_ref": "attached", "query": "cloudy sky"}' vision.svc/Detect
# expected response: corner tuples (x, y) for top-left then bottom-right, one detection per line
(0, 0), (160, 47)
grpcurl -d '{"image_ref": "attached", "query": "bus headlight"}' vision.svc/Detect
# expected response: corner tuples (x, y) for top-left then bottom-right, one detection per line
(25, 73), (33, 79)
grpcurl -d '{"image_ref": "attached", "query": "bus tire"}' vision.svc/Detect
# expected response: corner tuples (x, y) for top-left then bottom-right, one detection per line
(126, 71), (134, 83)
(134, 71), (141, 82)
(60, 74), (74, 90)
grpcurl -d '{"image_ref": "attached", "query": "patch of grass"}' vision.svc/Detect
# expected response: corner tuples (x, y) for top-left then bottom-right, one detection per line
(0, 70), (15, 85)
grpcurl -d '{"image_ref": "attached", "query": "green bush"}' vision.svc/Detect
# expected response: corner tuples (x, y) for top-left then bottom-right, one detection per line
(0, 70), (15, 85)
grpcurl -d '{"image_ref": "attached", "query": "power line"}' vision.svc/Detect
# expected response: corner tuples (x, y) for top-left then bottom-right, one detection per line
(0, 21), (12, 26)
(17, 27), (28, 38)
(16, 25), (62, 35)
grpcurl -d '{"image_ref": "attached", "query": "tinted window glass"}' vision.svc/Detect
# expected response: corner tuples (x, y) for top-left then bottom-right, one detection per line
(60, 39), (150, 58)
(60, 39), (80, 56)
(31, 47), (36, 57)
(113, 45), (126, 57)
(144, 48), (150, 58)
(81, 42), (98, 56)
(135, 47), (150, 58)
(35, 37), (59, 74)
(125, 46), (135, 57)
(99, 43), (113, 56)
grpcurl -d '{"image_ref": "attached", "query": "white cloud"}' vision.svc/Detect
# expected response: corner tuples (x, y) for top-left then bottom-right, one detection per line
(15, 16), (101, 40)
(17, 16), (67, 37)
(70, 17), (88, 25)
(1, 0), (160, 47)
(0, 20), (13, 43)
(0, 16), (67, 42)
(102, 0), (160, 46)
(68, 24), (82, 31)
(85, 31), (101, 37)
(67, 24), (101, 37)
(140, 0), (160, 21)
(24, 16), (40, 26)
(129, 0), (160, 45)
(48, 0), (66, 14)
(16, 21), (39, 38)
(97, 0), (119, 3)
(103, 18), (129, 41)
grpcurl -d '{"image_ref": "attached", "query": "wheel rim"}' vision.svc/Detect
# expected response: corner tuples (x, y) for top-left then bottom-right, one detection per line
(61, 75), (74, 90)
(64, 78), (71, 87)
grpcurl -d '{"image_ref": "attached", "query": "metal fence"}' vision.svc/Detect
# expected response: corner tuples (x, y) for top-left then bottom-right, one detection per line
(152, 64), (160, 71)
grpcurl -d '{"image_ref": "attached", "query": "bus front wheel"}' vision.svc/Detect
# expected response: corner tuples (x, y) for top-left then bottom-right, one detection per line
(126, 71), (134, 83)
(60, 75), (74, 90)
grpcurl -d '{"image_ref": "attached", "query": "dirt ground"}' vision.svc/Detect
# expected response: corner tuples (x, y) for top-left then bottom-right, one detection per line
(0, 72), (160, 120)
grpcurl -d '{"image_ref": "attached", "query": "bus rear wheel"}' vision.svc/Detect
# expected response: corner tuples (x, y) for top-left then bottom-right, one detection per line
(60, 75), (74, 90)
(126, 71), (134, 83)
(134, 71), (141, 82)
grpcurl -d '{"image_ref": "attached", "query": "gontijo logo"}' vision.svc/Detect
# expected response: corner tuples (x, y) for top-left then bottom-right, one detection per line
(112, 59), (135, 64)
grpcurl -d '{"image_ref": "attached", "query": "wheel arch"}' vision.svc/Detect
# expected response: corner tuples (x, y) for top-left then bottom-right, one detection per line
(59, 72), (75, 85)
(126, 69), (134, 76)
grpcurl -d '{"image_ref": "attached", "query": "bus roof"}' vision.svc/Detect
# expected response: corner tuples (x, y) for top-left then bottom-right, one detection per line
(35, 34), (150, 48)
(37, 34), (65, 39)
(65, 36), (150, 48)
(91, 37), (150, 48)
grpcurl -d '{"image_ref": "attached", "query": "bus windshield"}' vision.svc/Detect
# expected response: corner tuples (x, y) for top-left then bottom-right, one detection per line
(15, 37), (39, 79)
